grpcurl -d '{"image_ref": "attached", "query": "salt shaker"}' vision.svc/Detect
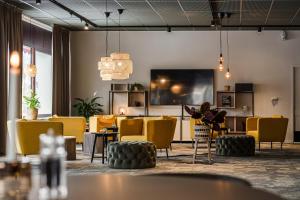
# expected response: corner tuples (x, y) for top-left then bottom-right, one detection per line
(39, 130), (67, 199)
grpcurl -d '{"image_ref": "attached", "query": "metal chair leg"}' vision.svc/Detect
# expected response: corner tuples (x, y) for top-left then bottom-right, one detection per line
(166, 148), (169, 159)
(169, 143), (172, 151)
(193, 139), (198, 164)
(207, 138), (212, 164)
(271, 142), (272, 149)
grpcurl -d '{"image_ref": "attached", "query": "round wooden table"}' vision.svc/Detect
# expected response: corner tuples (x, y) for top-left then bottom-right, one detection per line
(27, 174), (283, 200)
(65, 174), (282, 200)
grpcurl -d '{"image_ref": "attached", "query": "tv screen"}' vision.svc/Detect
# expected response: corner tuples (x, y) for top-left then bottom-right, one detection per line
(150, 69), (214, 105)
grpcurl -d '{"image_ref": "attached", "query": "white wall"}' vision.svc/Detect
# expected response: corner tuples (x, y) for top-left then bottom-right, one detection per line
(70, 31), (300, 142)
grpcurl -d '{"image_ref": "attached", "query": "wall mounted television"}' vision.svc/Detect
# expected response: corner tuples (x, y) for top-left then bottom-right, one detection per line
(150, 69), (214, 105)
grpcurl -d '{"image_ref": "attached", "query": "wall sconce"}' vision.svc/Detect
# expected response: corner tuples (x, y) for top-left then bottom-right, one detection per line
(118, 107), (126, 115)
(271, 97), (279, 107)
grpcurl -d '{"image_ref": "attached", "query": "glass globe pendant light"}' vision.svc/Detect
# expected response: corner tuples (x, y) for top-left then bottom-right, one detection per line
(110, 8), (133, 80)
(218, 18), (224, 72)
(225, 31), (231, 80)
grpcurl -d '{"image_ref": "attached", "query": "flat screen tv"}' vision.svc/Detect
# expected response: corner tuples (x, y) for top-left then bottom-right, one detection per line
(150, 69), (214, 105)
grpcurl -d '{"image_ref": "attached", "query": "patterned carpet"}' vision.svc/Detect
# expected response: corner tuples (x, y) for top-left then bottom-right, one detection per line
(65, 143), (300, 200)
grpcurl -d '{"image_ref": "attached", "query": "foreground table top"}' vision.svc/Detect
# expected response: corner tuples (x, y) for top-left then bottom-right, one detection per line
(37, 174), (283, 200)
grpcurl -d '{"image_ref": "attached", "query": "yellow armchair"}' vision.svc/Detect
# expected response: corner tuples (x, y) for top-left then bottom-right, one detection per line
(146, 119), (175, 158)
(119, 119), (144, 141)
(15, 120), (63, 155)
(49, 116), (86, 143)
(246, 117), (288, 150)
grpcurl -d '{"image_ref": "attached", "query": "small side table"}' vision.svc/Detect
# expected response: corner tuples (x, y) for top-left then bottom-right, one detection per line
(64, 136), (76, 160)
(90, 132), (119, 164)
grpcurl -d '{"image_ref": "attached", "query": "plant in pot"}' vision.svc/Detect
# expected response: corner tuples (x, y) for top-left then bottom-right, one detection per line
(23, 91), (40, 120)
(73, 96), (103, 122)
(184, 102), (227, 138)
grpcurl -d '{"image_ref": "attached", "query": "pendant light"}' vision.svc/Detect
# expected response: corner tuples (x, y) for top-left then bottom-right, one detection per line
(27, 19), (37, 77)
(225, 31), (231, 79)
(110, 8), (133, 80)
(98, 0), (114, 81)
(218, 16), (224, 72)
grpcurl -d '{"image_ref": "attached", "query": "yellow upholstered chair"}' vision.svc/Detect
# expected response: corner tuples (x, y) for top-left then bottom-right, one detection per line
(246, 117), (288, 150)
(48, 116), (86, 143)
(136, 116), (163, 136)
(119, 119), (144, 141)
(89, 115), (116, 132)
(15, 120), (63, 155)
(146, 119), (175, 158)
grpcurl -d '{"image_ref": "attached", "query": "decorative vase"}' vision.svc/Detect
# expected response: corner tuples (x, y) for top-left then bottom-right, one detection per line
(30, 108), (38, 120)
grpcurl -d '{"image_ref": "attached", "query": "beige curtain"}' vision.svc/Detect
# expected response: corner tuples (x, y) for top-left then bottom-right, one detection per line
(0, 3), (23, 155)
(52, 25), (70, 116)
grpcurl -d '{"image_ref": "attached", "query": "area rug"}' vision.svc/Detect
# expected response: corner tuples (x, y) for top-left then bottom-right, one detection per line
(65, 143), (300, 200)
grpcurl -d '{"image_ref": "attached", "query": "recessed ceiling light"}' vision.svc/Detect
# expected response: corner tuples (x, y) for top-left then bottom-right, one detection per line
(36, 0), (41, 5)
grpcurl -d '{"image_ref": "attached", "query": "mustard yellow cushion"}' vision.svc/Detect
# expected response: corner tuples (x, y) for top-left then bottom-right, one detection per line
(121, 135), (147, 141)
(247, 130), (259, 142)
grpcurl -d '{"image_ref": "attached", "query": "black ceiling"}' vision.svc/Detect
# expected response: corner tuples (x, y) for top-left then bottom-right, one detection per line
(6, 0), (300, 31)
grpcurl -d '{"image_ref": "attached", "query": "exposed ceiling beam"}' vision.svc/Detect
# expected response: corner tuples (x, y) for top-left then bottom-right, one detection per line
(48, 0), (98, 27)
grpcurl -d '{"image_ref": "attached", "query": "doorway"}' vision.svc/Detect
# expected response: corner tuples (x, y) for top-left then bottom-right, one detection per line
(293, 66), (300, 142)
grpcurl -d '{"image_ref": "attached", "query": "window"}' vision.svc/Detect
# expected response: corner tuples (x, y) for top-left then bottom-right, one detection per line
(22, 21), (52, 118)
(21, 46), (32, 117)
(35, 50), (52, 116)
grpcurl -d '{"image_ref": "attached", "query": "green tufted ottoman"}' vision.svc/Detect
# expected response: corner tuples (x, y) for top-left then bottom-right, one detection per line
(107, 141), (157, 169)
(216, 135), (255, 156)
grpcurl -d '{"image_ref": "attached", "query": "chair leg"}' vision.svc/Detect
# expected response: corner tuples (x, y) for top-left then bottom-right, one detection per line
(258, 142), (260, 151)
(82, 143), (84, 151)
(169, 143), (172, 151)
(193, 139), (198, 164)
(192, 140), (194, 148)
(271, 142), (272, 149)
(166, 148), (169, 159)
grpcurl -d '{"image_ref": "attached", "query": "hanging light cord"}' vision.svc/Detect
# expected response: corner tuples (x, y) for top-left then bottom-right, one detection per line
(119, 11), (121, 53)
(219, 24), (222, 55)
(105, 0), (108, 56)
(226, 31), (230, 70)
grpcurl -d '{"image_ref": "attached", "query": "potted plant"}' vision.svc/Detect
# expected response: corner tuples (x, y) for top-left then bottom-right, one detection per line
(23, 91), (40, 120)
(73, 96), (103, 121)
(185, 102), (227, 138)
